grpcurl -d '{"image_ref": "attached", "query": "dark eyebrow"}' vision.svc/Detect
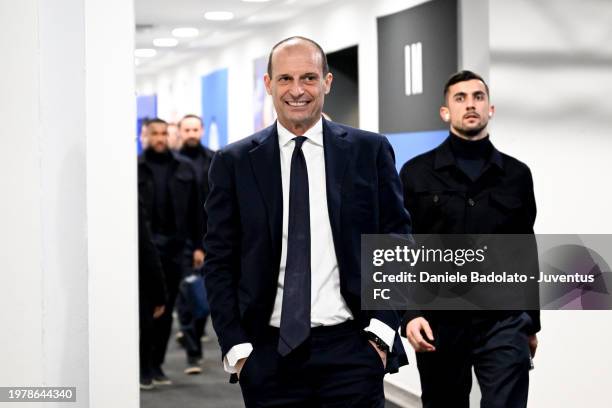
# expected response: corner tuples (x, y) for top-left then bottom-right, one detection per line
(453, 92), (467, 98)
(301, 72), (319, 79)
(275, 73), (292, 80)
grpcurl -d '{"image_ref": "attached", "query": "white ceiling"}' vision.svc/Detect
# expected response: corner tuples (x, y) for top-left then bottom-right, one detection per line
(134, 0), (335, 76)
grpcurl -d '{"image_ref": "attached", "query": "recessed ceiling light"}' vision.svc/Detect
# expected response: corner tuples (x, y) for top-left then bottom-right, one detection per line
(172, 27), (199, 38)
(153, 38), (178, 47)
(204, 11), (235, 21)
(134, 48), (157, 58)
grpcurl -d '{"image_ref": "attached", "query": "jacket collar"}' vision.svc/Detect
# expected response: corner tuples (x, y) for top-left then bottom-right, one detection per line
(434, 133), (504, 172)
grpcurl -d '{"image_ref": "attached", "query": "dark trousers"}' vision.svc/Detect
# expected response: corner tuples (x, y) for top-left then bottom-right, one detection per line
(176, 247), (210, 360)
(150, 237), (184, 369)
(139, 300), (155, 378)
(238, 321), (385, 408)
(177, 299), (207, 359)
(416, 313), (532, 408)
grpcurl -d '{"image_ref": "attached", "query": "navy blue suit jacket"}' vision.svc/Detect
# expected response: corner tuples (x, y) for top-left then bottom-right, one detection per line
(204, 119), (412, 372)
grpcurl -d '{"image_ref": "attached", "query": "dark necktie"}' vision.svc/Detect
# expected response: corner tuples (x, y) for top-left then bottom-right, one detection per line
(278, 136), (311, 356)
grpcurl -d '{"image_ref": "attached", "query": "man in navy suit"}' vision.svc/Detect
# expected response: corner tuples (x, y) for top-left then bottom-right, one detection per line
(204, 36), (411, 407)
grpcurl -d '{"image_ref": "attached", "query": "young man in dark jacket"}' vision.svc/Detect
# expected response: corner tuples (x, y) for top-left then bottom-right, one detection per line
(400, 71), (540, 408)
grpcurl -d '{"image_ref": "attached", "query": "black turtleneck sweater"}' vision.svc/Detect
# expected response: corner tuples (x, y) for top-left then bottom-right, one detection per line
(144, 149), (175, 235)
(449, 133), (493, 182)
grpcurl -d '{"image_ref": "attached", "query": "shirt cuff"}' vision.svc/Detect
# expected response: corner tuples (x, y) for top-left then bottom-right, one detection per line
(223, 343), (253, 374)
(364, 318), (396, 350)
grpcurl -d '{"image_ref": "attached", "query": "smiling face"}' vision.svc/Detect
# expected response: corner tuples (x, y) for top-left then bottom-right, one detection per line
(440, 79), (494, 140)
(264, 40), (333, 135)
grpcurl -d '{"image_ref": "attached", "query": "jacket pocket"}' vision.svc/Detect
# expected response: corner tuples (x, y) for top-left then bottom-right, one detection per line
(489, 192), (522, 211)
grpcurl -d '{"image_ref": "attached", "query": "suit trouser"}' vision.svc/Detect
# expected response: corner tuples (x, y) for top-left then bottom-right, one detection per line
(416, 313), (532, 408)
(238, 321), (386, 408)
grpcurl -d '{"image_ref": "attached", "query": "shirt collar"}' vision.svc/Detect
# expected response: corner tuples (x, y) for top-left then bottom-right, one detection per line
(277, 117), (324, 148)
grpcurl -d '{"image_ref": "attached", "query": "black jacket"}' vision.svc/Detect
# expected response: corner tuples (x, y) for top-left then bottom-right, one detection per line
(138, 198), (166, 308)
(399, 135), (540, 333)
(179, 144), (215, 236)
(138, 151), (204, 251)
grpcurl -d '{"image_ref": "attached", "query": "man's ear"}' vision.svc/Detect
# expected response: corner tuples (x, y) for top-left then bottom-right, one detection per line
(323, 72), (333, 95)
(264, 73), (272, 96)
(488, 104), (495, 118)
(440, 106), (450, 122)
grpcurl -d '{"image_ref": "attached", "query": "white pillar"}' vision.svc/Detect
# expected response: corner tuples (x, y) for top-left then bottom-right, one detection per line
(0, 0), (138, 406)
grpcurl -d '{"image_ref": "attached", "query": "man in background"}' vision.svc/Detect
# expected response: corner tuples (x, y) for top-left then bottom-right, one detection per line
(139, 119), (150, 151)
(175, 114), (215, 375)
(138, 118), (205, 385)
(138, 197), (167, 390)
(400, 70), (540, 408)
(167, 122), (181, 152)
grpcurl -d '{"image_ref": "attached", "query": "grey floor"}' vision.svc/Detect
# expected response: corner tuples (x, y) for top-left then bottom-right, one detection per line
(140, 320), (244, 408)
(140, 319), (403, 408)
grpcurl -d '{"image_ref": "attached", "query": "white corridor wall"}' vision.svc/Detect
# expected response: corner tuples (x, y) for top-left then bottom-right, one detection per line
(489, 0), (612, 407)
(0, 0), (139, 407)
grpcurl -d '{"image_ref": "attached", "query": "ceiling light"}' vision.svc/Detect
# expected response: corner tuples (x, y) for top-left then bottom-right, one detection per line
(204, 11), (235, 21)
(153, 38), (178, 47)
(134, 48), (157, 58)
(172, 27), (199, 38)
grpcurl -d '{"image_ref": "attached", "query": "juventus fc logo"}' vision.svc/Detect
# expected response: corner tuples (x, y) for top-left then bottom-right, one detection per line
(404, 42), (423, 96)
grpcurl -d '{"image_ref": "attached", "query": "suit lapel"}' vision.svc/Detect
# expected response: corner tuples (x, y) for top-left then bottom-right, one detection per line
(247, 120), (350, 272)
(249, 125), (283, 262)
(323, 119), (351, 247)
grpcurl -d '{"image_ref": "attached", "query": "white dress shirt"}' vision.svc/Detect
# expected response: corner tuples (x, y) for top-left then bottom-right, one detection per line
(223, 119), (395, 373)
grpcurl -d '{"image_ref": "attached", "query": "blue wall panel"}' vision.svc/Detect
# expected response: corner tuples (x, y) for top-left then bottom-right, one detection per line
(136, 94), (157, 154)
(386, 130), (448, 172)
(201, 69), (228, 150)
